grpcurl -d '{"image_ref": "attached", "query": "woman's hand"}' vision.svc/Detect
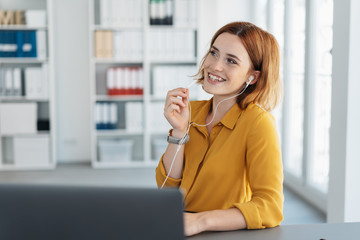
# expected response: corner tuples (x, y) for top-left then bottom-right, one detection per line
(164, 88), (190, 136)
(184, 209), (247, 236)
(183, 212), (206, 237)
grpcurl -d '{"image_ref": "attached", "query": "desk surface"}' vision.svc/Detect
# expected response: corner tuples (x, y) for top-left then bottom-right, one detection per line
(188, 222), (360, 240)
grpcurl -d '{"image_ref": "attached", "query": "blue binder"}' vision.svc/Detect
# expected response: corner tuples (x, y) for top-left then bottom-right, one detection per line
(16, 30), (24, 57)
(22, 30), (37, 58)
(0, 30), (18, 57)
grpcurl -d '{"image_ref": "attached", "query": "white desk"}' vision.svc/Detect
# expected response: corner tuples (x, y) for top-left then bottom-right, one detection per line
(188, 222), (360, 240)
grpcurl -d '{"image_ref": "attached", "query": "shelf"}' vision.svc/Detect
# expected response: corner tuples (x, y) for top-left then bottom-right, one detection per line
(0, 132), (50, 138)
(0, 25), (48, 31)
(148, 25), (197, 31)
(96, 95), (143, 101)
(92, 58), (143, 65)
(150, 59), (198, 64)
(0, 58), (48, 64)
(0, 96), (49, 102)
(0, 163), (55, 171)
(89, 0), (198, 168)
(92, 25), (142, 31)
(96, 130), (143, 137)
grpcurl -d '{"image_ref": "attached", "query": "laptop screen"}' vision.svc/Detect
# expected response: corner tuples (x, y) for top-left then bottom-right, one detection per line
(0, 184), (184, 240)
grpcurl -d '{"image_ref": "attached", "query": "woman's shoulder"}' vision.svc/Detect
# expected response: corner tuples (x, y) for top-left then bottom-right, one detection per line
(242, 102), (275, 123)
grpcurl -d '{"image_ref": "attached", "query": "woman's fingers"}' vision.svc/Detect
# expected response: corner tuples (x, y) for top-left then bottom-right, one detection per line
(166, 88), (188, 99)
(165, 96), (186, 109)
(167, 103), (181, 114)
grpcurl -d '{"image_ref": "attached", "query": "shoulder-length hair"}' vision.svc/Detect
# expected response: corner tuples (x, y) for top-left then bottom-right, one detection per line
(196, 22), (282, 112)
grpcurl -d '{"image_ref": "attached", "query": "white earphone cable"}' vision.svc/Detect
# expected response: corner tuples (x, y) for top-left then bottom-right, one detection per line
(160, 80), (251, 189)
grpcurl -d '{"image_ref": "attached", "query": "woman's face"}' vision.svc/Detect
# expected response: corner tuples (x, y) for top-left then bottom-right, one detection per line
(202, 32), (253, 98)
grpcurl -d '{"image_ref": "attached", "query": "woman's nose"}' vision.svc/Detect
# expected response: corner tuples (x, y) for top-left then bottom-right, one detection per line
(212, 57), (224, 71)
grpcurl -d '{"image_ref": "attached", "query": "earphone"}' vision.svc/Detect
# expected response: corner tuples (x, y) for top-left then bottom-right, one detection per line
(247, 75), (254, 84)
(160, 77), (255, 189)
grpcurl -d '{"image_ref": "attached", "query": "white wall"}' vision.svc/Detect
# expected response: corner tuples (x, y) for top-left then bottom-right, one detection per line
(327, 0), (360, 222)
(53, 0), (90, 162)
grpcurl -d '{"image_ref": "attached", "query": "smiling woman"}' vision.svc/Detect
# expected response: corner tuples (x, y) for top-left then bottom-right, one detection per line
(155, 22), (284, 236)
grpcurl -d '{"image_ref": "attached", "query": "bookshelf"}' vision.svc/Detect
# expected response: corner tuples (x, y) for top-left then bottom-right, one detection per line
(89, 0), (200, 168)
(0, 0), (56, 170)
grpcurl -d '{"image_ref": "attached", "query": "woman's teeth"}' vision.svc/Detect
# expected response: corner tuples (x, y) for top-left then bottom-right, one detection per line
(209, 73), (226, 82)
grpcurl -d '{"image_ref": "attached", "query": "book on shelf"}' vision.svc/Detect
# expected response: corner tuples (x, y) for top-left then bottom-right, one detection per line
(95, 101), (143, 133)
(125, 101), (143, 132)
(0, 29), (47, 58)
(24, 64), (49, 99)
(148, 29), (195, 61)
(94, 30), (113, 58)
(113, 30), (143, 61)
(99, 0), (142, 27)
(149, 0), (174, 25)
(95, 102), (118, 130)
(152, 65), (198, 98)
(106, 66), (144, 96)
(174, 0), (198, 27)
(0, 66), (48, 98)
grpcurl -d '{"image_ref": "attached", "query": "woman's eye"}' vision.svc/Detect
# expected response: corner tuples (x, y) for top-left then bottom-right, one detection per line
(209, 50), (217, 56)
(227, 58), (237, 64)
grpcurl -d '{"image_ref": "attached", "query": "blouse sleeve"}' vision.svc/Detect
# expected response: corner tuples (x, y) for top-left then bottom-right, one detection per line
(233, 112), (284, 229)
(155, 154), (182, 188)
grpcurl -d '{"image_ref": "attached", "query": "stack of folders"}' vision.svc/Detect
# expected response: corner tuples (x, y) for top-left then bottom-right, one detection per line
(95, 102), (118, 130)
(95, 102), (143, 132)
(113, 31), (143, 61)
(106, 67), (144, 96)
(173, 0), (198, 27)
(99, 0), (142, 27)
(152, 65), (198, 98)
(149, 0), (174, 25)
(149, 29), (195, 61)
(0, 30), (47, 59)
(0, 64), (48, 99)
(94, 31), (113, 59)
(94, 31), (143, 61)
(125, 102), (143, 132)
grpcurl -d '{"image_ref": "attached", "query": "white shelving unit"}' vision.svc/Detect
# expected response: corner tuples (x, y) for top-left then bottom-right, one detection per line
(89, 0), (199, 168)
(0, 0), (56, 170)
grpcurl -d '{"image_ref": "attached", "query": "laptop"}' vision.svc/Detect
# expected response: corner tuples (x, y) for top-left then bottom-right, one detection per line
(0, 184), (184, 240)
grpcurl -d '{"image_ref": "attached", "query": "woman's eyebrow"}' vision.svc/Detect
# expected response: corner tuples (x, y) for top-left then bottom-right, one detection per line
(212, 45), (241, 61)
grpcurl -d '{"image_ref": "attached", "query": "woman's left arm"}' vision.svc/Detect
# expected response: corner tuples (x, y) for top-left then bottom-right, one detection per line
(184, 208), (247, 236)
(184, 111), (284, 236)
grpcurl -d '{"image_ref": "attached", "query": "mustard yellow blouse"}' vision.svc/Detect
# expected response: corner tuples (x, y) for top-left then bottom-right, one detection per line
(155, 100), (284, 229)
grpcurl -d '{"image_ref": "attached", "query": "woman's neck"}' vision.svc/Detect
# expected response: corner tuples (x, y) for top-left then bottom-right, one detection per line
(208, 95), (237, 124)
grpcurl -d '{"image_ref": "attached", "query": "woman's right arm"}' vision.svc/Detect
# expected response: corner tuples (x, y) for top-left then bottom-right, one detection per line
(161, 87), (190, 179)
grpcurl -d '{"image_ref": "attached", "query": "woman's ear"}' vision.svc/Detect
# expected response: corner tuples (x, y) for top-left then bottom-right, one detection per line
(248, 71), (261, 85)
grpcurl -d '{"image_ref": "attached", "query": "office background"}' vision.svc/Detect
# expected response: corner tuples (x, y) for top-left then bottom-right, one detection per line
(0, 0), (359, 225)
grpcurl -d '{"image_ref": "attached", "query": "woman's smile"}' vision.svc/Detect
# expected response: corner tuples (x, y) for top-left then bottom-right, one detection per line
(207, 72), (227, 85)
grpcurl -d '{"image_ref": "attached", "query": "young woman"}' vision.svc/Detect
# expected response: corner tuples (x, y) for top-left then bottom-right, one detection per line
(156, 22), (283, 236)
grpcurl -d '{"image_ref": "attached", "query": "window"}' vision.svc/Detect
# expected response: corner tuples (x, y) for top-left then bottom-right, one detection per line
(309, 0), (333, 192)
(266, 0), (334, 210)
